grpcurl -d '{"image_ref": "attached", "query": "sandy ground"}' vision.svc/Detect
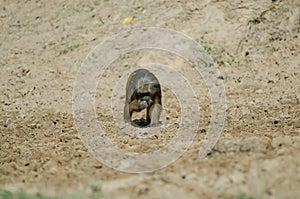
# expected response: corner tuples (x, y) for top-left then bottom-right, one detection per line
(1, 0), (300, 198)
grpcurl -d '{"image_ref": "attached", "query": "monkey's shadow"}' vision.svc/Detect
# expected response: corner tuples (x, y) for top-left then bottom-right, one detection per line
(131, 118), (162, 128)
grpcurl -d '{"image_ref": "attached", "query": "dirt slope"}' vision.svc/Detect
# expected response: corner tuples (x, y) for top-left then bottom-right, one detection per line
(0, 0), (299, 198)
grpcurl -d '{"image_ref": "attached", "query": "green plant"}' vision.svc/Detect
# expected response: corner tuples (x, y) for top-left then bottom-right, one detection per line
(0, 189), (101, 199)
(0, 189), (57, 199)
(231, 194), (255, 199)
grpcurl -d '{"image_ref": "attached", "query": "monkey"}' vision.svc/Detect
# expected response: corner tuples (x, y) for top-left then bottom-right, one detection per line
(124, 69), (162, 127)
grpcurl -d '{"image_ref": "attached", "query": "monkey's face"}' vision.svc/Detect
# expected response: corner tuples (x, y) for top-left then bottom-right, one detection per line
(131, 82), (160, 110)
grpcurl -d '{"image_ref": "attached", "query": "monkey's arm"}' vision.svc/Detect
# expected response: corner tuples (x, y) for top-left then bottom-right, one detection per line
(149, 104), (162, 126)
(124, 102), (131, 123)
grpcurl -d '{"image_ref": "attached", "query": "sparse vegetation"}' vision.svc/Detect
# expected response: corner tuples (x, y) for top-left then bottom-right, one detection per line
(231, 194), (255, 199)
(0, 189), (105, 199)
(0, 189), (57, 199)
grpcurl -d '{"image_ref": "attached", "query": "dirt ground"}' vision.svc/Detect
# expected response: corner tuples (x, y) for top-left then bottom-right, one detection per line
(1, 0), (300, 198)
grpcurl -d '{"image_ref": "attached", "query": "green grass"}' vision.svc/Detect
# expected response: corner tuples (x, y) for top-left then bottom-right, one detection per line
(59, 44), (81, 55)
(231, 194), (255, 199)
(1, 189), (258, 199)
(0, 189), (103, 199)
(0, 189), (55, 199)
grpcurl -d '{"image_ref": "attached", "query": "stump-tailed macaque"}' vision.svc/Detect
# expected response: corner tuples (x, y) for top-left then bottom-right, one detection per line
(124, 69), (162, 126)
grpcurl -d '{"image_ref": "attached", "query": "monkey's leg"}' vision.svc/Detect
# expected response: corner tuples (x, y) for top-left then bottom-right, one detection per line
(149, 103), (162, 126)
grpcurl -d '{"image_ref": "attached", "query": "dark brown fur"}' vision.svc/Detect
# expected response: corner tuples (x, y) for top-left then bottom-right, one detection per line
(124, 69), (162, 126)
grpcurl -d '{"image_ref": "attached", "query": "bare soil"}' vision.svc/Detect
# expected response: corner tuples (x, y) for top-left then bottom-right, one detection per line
(0, 0), (299, 198)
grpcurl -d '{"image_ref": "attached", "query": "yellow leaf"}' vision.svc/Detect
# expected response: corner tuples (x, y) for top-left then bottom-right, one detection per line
(122, 17), (133, 24)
